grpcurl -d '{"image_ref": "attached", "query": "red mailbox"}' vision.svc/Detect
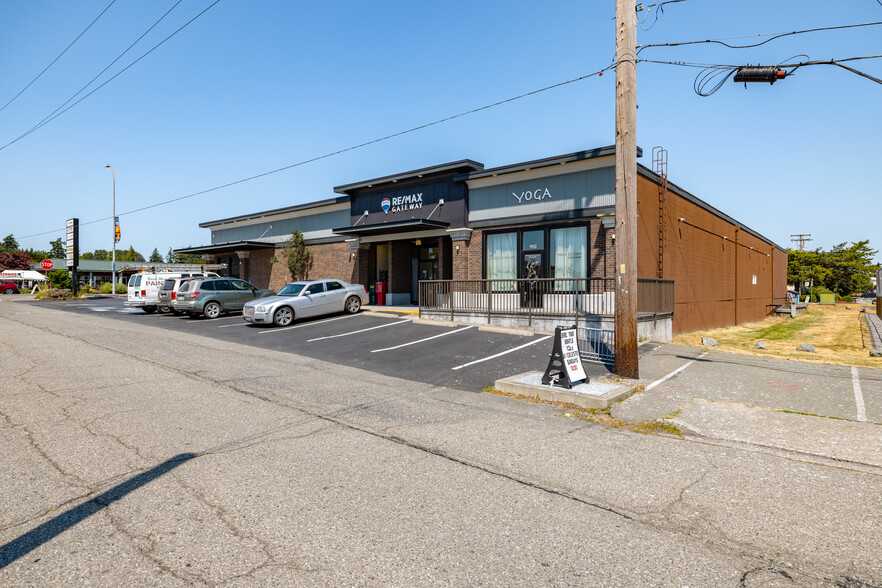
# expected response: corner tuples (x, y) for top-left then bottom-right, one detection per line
(376, 281), (386, 306)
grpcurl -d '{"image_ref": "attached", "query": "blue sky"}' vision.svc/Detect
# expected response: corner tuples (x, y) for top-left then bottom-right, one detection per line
(1, 1), (880, 261)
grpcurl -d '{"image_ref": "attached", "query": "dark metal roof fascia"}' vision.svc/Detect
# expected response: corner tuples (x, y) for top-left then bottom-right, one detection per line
(637, 164), (786, 252)
(456, 146), (642, 181)
(333, 160), (484, 194)
(198, 196), (350, 228)
(468, 206), (615, 229)
(332, 218), (450, 236)
(173, 241), (277, 254)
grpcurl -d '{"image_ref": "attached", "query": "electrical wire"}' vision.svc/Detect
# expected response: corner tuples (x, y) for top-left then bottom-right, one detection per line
(638, 0), (686, 31)
(641, 54), (882, 95)
(17, 66), (613, 241)
(637, 21), (882, 53)
(0, 0), (220, 153)
(19, 1), (184, 142)
(0, 0), (117, 114)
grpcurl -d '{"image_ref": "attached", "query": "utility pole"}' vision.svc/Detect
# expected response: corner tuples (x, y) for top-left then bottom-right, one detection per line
(614, 0), (639, 378)
(790, 234), (812, 251)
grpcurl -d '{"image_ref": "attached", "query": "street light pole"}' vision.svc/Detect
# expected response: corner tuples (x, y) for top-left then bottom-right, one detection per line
(105, 164), (116, 295)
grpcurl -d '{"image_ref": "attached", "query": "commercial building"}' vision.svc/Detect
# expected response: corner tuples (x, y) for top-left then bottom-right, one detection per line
(178, 146), (787, 334)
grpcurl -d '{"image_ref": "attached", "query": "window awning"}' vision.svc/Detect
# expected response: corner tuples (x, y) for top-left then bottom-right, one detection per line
(332, 219), (450, 237)
(174, 241), (277, 256)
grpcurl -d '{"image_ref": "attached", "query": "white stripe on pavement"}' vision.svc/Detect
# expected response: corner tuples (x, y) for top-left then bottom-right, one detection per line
(451, 336), (551, 371)
(218, 321), (254, 328)
(852, 366), (867, 422)
(258, 313), (358, 334)
(371, 326), (474, 353)
(307, 319), (411, 342)
(645, 351), (708, 391)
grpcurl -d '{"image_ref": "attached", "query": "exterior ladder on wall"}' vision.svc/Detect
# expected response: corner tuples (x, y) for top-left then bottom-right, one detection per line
(652, 146), (669, 279)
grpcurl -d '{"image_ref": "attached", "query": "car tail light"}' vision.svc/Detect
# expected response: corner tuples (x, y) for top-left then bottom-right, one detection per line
(172, 292), (176, 300)
(141, 290), (146, 297)
(190, 291), (200, 299)
(364, 285), (368, 293)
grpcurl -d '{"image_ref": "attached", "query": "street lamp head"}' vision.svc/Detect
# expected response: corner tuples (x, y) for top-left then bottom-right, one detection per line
(105, 164), (111, 168)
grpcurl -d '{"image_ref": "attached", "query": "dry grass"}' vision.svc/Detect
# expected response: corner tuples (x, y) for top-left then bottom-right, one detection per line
(672, 303), (881, 369)
(483, 386), (681, 436)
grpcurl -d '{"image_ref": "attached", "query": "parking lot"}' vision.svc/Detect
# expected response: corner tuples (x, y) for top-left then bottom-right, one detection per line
(28, 296), (621, 392)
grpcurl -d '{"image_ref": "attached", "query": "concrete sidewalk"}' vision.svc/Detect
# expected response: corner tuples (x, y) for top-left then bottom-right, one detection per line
(610, 343), (882, 468)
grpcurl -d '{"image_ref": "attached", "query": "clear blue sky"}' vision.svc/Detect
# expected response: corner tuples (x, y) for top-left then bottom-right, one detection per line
(2, 1), (880, 261)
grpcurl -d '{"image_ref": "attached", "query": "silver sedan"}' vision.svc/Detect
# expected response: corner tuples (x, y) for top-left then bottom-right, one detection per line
(243, 279), (368, 327)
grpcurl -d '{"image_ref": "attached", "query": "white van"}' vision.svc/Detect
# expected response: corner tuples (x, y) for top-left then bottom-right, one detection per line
(126, 270), (219, 313)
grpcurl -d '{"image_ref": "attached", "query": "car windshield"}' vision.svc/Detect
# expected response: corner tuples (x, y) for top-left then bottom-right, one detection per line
(277, 283), (305, 296)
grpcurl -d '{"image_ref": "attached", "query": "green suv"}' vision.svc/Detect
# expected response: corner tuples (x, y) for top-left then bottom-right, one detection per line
(173, 277), (275, 319)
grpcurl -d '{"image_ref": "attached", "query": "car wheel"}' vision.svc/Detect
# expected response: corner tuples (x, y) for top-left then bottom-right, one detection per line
(143, 306), (157, 314)
(2, 289), (12, 294)
(158, 306), (171, 314)
(273, 306), (294, 327)
(344, 295), (361, 314)
(203, 301), (221, 319)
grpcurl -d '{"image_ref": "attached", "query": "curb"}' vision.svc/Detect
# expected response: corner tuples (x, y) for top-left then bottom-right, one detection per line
(494, 371), (636, 410)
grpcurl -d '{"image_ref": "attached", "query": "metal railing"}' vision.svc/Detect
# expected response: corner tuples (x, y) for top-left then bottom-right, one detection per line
(418, 277), (673, 326)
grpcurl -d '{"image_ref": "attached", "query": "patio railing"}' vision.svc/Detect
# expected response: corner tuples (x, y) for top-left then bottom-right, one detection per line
(418, 277), (674, 326)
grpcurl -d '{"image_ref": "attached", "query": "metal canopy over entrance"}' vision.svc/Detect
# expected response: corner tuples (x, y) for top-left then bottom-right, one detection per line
(332, 219), (449, 238)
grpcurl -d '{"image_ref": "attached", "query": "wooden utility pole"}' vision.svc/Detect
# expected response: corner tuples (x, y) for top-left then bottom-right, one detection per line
(614, 0), (639, 378)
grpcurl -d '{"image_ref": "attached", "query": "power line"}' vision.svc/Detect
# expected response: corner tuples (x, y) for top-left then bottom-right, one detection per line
(637, 0), (687, 31)
(639, 55), (882, 95)
(17, 66), (613, 242)
(19, 1), (185, 142)
(0, 0), (117, 115)
(637, 21), (882, 53)
(0, 0), (220, 153)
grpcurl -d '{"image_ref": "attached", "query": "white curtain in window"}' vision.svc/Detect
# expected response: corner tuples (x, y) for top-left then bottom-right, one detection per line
(550, 227), (587, 288)
(486, 233), (517, 284)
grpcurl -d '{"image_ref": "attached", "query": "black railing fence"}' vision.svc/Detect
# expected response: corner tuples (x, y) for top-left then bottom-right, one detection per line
(418, 277), (673, 326)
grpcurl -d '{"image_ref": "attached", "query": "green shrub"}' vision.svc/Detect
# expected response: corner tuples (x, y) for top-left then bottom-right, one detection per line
(99, 282), (127, 294)
(47, 269), (71, 289)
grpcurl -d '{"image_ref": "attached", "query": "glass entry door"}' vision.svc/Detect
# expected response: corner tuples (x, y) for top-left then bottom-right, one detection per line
(520, 251), (544, 308)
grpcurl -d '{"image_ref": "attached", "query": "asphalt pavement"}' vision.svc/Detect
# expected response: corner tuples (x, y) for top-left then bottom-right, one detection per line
(1, 298), (881, 586)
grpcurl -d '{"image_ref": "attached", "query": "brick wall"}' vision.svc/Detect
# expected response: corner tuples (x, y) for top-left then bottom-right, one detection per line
(389, 241), (411, 293)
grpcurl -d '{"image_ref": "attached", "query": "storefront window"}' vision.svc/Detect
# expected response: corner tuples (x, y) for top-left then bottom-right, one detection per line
(550, 226), (587, 290)
(486, 232), (517, 288)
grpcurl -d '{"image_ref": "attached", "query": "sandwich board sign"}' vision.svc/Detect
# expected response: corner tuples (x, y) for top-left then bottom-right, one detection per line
(541, 325), (588, 388)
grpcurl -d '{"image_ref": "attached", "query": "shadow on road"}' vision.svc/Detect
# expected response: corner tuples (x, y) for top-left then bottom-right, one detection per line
(0, 453), (196, 569)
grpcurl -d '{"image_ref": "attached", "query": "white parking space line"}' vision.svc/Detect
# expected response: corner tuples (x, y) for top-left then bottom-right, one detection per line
(307, 319), (411, 342)
(218, 321), (252, 328)
(371, 326), (474, 353)
(451, 336), (551, 371)
(645, 351), (708, 391)
(852, 366), (867, 422)
(258, 314), (358, 334)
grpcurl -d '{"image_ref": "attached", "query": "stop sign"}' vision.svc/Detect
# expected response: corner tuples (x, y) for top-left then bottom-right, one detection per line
(40, 259), (53, 270)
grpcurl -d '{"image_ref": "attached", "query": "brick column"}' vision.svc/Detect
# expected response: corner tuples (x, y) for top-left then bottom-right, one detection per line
(347, 239), (370, 286)
(447, 228), (473, 281)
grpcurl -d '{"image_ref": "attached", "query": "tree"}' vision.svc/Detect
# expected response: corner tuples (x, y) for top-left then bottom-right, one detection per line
(0, 252), (32, 271)
(46, 269), (71, 289)
(80, 252), (94, 260)
(166, 248), (177, 263)
(92, 249), (110, 261)
(149, 248), (164, 263)
(22, 248), (49, 263)
(276, 230), (312, 281)
(176, 252), (206, 264)
(825, 241), (879, 296)
(48, 238), (65, 258)
(116, 246), (145, 263)
(786, 248), (829, 292)
(1, 234), (19, 253)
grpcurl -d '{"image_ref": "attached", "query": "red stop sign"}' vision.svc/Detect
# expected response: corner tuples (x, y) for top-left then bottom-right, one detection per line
(40, 259), (54, 270)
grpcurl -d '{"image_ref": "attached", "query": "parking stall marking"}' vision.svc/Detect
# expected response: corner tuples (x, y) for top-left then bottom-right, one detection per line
(371, 325), (475, 353)
(645, 351), (708, 391)
(307, 319), (412, 342)
(852, 366), (867, 422)
(258, 314), (359, 334)
(450, 335), (551, 371)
